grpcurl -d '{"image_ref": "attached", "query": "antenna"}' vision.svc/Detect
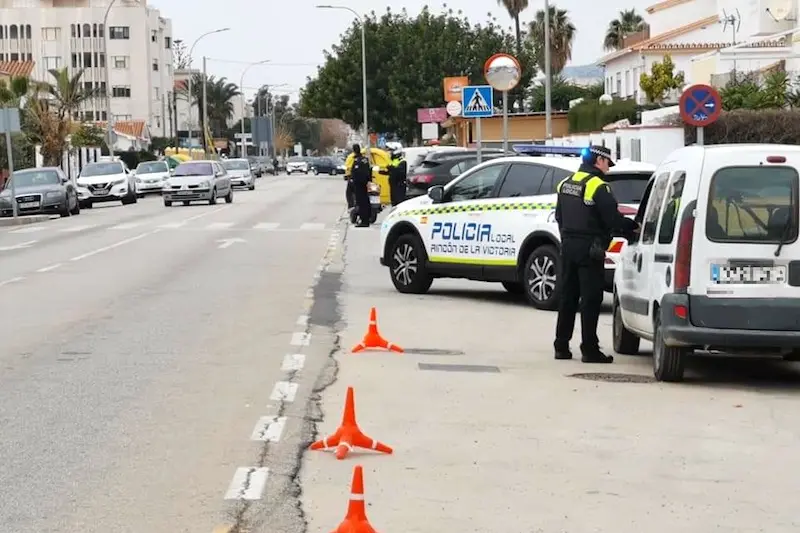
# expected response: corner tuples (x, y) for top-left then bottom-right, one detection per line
(766, 0), (796, 21)
(721, 9), (741, 45)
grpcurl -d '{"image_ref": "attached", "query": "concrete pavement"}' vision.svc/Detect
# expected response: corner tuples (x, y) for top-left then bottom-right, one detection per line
(300, 215), (800, 532)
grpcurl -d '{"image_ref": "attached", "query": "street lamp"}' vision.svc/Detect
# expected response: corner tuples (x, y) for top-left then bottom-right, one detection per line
(316, 4), (369, 154)
(186, 28), (230, 151)
(102, 0), (138, 159)
(239, 59), (270, 157)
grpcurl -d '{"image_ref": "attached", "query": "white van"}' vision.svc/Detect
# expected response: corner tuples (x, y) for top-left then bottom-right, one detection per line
(612, 144), (800, 382)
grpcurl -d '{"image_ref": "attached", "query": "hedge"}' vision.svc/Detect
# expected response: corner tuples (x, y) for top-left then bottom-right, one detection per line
(678, 109), (800, 145)
(568, 100), (663, 133)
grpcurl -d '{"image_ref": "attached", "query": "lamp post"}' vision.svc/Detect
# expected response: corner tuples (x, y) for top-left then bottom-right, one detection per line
(102, 0), (122, 159)
(186, 28), (230, 151)
(239, 59), (270, 157)
(543, 0), (552, 139)
(316, 4), (369, 155)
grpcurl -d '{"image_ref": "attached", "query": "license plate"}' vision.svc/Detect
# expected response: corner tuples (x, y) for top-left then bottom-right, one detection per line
(93, 190), (108, 196)
(19, 201), (39, 208)
(370, 196), (380, 205)
(710, 263), (787, 284)
(177, 190), (193, 195)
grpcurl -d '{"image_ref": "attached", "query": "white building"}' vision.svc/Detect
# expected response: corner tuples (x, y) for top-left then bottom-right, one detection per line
(0, 0), (175, 148)
(597, 0), (796, 104)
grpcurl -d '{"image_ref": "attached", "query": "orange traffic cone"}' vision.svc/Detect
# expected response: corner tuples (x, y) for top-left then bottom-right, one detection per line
(309, 387), (393, 460)
(351, 307), (403, 353)
(330, 465), (379, 533)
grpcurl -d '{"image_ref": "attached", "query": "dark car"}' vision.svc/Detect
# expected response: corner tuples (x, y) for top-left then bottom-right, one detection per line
(406, 153), (505, 198)
(0, 167), (81, 217)
(421, 148), (506, 164)
(310, 156), (343, 176)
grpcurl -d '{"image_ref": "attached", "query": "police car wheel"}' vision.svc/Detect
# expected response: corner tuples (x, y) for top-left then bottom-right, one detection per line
(612, 297), (641, 355)
(523, 245), (560, 310)
(389, 234), (433, 294)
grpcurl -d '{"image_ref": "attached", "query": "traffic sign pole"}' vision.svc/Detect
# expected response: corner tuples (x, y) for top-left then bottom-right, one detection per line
(476, 117), (482, 164)
(502, 90), (509, 154)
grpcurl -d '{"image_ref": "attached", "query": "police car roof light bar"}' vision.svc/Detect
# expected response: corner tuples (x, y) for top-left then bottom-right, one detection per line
(512, 144), (589, 158)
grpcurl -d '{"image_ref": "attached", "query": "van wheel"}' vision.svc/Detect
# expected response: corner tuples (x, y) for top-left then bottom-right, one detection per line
(522, 245), (560, 310)
(70, 193), (81, 215)
(501, 281), (524, 294)
(225, 188), (234, 203)
(209, 188), (217, 205)
(389, 233), (433, 294)
(612, 297), (641, 355)
(653, 313), (688, 382)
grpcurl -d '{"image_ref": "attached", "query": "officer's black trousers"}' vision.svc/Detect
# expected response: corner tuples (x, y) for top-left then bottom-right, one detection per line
(345, 180), (355, 208)
(389, 178), (406, 206)
(353, 181), (371, 225)
(554, 238), (605, 352)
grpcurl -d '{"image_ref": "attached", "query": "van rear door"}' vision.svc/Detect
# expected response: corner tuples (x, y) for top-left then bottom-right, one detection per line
(689, 150), (800, 331)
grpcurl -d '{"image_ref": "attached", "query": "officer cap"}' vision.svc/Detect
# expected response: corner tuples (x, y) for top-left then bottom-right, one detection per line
(587, 145), (615, 167)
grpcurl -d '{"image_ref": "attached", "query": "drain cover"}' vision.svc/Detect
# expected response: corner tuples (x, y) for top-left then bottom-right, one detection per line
(570, 372), (655, 383)
(404, 348), (465, 356)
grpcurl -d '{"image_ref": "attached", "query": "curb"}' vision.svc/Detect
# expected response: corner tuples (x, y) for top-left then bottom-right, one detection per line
(0, 214), (52, 227)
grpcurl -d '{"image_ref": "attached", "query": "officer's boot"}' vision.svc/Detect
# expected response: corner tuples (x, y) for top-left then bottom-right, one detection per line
(580, 346), (614, 364)
(553, 341), (572, 360)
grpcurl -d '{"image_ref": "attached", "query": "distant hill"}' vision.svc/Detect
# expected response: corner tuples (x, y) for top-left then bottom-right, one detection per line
(561, 65), (604, 80)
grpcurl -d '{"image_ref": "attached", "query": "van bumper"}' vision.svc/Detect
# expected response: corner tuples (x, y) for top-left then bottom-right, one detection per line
(660, 293), (800, 348)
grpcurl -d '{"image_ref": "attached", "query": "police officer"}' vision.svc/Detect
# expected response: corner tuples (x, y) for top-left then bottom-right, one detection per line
(554, 145), (639, 364)
(387, 148), (407, 206)
(349, 143), (373, 227)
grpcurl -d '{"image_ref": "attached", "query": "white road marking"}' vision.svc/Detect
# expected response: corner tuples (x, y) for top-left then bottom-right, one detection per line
(69, 231), (152, 262)
(36, 263), (62, 273)
(300, 222), (325, 230)
(217, 237), (246, 249)
(224, 467), (269, 500)
(0, 240), (37, 251)
(162, 205), (232, 229)
(109, 222), (141, 230)
(206, 222), (234, 230)
(58, 224), (94, 233)
(290, 332), (310, 346)
(253, 222), (280, 230)
(270, 381), (298, 402)
(0, 276), (24, 287)
(250, 416), (288, 442)
(296, 315), (308, 326)
(281, 353), (306, 371)
(8, 225), (46, 234)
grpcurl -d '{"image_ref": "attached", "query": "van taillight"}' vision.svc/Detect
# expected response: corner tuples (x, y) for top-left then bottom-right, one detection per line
(674, 214), (695, 291)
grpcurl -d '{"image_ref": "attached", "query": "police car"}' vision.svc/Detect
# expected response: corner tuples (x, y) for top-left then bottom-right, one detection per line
(378, 146), (655, 310)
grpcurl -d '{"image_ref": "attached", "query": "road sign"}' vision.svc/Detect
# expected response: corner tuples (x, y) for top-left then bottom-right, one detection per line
(446, 100), (462, 117)
(377, 135), (387, 148)
(461, 85), (493, 118)
(679, 84), (722, 127)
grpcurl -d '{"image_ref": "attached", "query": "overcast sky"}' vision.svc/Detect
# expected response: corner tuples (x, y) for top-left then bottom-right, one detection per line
(151, 0), (652, 101)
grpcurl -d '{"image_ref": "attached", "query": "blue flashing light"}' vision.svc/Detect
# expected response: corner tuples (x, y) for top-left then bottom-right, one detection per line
(512, 144), (591, 158)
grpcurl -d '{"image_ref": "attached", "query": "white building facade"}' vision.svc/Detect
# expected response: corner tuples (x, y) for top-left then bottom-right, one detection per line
(597, 0), (797, 103)
(0, 0), (175, 144)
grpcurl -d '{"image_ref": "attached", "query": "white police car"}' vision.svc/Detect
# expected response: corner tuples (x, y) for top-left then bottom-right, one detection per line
(379, 146), (654, 310)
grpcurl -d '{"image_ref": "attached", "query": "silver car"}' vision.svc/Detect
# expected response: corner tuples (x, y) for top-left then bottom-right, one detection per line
(162, 160), (233, 206)
(221, 158), (256, 190)
(133, 160), (171, 195)
(0, 167), (80, 217)
(285, 156), (309, 175)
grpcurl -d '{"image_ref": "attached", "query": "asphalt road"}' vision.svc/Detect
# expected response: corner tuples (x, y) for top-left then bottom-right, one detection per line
(0, 173), (348, 532)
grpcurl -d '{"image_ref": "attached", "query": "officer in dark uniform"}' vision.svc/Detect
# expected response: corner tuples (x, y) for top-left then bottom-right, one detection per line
(387, 149), (407, 206)
(349, 143), (373, 227)
(554, 145), (639, 363)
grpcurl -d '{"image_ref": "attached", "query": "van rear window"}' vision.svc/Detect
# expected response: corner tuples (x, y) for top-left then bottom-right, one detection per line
(706, 166), (798, 243)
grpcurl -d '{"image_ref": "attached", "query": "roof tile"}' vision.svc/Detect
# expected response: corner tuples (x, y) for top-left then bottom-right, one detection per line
(0, 60), (35, 78)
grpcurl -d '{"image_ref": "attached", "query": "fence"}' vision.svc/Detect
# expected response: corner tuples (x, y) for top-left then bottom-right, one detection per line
(34, 146), (103, 181)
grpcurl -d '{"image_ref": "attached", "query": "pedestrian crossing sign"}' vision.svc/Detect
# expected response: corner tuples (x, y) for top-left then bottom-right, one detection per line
(461, 85), (494, 118)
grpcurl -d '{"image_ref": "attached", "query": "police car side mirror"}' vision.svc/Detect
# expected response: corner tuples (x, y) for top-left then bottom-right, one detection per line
(428, 185), (444, 203)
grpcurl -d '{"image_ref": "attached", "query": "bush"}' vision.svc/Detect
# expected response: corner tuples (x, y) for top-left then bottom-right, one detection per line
(114, 150), (157, 169)
(680, 109), (800, 145)
(568, 99), (638, 133)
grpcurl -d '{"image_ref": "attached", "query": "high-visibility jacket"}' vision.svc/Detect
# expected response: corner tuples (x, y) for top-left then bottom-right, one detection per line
(556, 170), (609, 238)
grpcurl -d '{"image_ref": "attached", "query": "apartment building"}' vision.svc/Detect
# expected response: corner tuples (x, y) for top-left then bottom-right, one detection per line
(0, 0), (175, 146)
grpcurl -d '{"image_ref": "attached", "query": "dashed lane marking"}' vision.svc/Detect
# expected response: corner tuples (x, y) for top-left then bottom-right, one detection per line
(206, 222), (234, 230)
(109, 222), (141, 230)
(253, 222), (280, 231)
(281, 353), (306, 371)
(300, 222), (325, 230)
(224, 467), (269, 500)
(36, 263), (62, 273)
(0, 276), (24, 287)
(69, 231), (154, 262)
(290, 332), (310, 346)
(58, 224), (95, 233)
(269, 381), (298, 402)
(8, 225), (46, 234)
(250, 416), (288, 442)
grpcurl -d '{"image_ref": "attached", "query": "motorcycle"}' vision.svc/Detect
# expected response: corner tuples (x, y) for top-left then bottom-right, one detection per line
(349, 181), (382, 224)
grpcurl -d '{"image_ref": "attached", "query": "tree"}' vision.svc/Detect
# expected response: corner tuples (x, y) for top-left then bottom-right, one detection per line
(299, 6), (533, 142)
(0, 75), (30, 106)
(497, 0), (530, 110)
(604, 9), (646, 51)
(639, 54), (685, 103)
(173, 39), (190, 70)
(186, 74), (241, 137)
(70, 123), (105, 148)
(528, 5), (575, 76)
(528, 76), (603, 111)
(721, 70), (789, 110)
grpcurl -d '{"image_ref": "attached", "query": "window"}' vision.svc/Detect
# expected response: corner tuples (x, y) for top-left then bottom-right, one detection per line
(113, 56), (128, 69)
(165, 36), (171, 49)
(83, 81), (93, 93)
(154, 115), (161, 128)
(641, 172), (670, 244)
(97, 81), (107, 96)
(43, 56), (61, 69)
(83, 52), (92, 67)
(548, 168), (573, 194)
(448, 163), (506, 202)
(605, 171), (652, 204)
(154, 87), (160, 99)
(42, 27), (60, 41)
(151, 30), (157, 42)
(109, 26), (129, 40)
(657, 171), (686, 244)
(496, 163), (548, 198)
(25, 25), (31, 39)
(152, 60), (159, 71)
(113, 114), (131, 121)
(448, 160), (470, 177)
(71, 53), (78, 68)
(82, 111), (93, 121)
(100, 111), (107, 121)
(10, 53), (19, 62)
(112, 86), (131, 98)
(9, 25), (18, 39)
(98, 24), (104, 38)
(71, 24), (76, 38)
(706, 166), (799, 243)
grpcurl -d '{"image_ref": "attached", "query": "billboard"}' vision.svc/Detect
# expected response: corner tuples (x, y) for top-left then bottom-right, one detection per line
(416, 107), (448, 123)
(443, 76), (469, 102)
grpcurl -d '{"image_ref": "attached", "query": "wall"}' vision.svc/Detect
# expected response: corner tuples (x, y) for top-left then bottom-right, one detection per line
(648, 0), (717, 35)
(454, 113), (570, 147)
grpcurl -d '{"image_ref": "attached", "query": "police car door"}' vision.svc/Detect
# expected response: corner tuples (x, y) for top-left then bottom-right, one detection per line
(426, 161), (510, 278)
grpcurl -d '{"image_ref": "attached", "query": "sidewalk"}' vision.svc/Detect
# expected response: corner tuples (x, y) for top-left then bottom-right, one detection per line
(300, 223), (800, 532)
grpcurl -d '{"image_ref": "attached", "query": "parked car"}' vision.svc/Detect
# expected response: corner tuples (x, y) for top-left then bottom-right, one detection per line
(162, 160), (233, 206)
(310, 156), (342, 175)
(257, 156), (273, 175)
(406, 153), (505, 198)
(405, 146), (468, 173)
(247, 156), (263, 177)
(133, 160), (171, 195)
(0, 167), (80, 217)
(222, 158), (256, 190)
(286, 156), (310, 175)
(76, 160), (138, 208)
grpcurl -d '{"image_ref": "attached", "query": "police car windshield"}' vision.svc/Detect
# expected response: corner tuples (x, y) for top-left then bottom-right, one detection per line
(605, 172), (651, 204)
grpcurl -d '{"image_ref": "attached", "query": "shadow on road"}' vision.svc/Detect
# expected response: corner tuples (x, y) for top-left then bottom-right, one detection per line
(683, 355), (800, 393)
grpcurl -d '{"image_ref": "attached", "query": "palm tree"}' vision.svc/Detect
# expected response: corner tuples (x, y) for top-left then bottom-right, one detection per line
(188, 74), (241, 137)
(498, 0), (529, 110)
(0, 75), (30, 106)
(44, 67), (96, 121)
(529, 5), (576, 76)
(604, 9), (647, 50)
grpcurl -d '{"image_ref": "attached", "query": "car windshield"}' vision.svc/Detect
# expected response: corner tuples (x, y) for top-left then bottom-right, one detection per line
(606, 172), (652, 204)
(136, 162), (168, 174)
(81, 162), (123, 176)
(6, 170), (61, 188)
(222, 160), (249, 170)
(707, 166), (798, 243)
(174, 162), (213, 176)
